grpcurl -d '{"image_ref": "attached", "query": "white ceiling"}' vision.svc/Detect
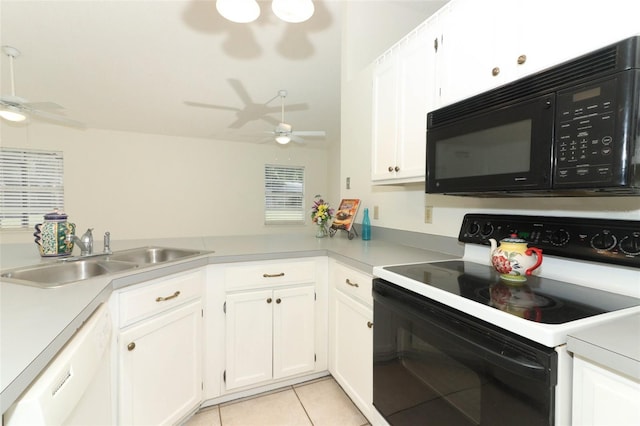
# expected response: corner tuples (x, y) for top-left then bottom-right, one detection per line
(0, 0), (444, 146)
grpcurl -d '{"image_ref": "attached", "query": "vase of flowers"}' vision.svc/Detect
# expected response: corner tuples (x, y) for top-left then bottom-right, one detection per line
(311, 195), (334, 238)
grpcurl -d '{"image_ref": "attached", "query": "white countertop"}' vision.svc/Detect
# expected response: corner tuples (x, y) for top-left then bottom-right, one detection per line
(1, 232), (460, 413)
(567, 313), (640, 380)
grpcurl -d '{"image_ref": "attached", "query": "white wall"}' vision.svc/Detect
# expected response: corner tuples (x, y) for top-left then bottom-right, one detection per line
(0, 122), (330, 243)
(340, 2), (640, 238)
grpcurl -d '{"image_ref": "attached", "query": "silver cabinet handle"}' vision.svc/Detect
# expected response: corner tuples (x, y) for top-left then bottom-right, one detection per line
(517, 54), (527, 65)
(492, 66), (500, 76)
(345, 278), (359, 288)
(127, 342), (136, 351)
(263, 272), (285, 278)
(156, 291), (180, 302)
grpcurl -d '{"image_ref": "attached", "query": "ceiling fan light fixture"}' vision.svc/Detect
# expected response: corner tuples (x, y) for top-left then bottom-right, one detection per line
(0, 106), (27, 122)
(216, 0), (260, 23)
(275, 135), (291, 144)
(272, 0), (315, 23)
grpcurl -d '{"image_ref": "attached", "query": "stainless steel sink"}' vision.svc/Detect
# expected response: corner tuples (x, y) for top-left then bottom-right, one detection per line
(1, 246), (206, 289)
(105, 247), (204, 264)
(1, 259), (138, 288)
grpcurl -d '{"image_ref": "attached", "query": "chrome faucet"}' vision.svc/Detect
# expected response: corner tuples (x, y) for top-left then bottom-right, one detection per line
(103, 231), (112, 254)
(66, 228), (94, 256)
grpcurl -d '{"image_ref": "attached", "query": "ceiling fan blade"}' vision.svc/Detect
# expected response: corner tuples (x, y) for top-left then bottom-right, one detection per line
(29, 109), (85, 128)
(21, 101), (64, 110)
(290, 135), (306, 144)
(291, 130), (326, 137)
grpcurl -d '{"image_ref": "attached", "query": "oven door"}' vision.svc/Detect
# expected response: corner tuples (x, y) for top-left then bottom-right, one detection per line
(372, 279), (557, 426)
(426, 93), (555, 194)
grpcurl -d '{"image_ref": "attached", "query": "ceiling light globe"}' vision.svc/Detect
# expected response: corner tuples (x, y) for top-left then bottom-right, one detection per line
(216, 0), (260, 23)
(275, 135), (291, 144)
(272, 0), (314, 23)
(0, 106), (27, 122)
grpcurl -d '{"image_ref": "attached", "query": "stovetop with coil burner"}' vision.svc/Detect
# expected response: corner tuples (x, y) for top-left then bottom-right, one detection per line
(383, 260), (637, 324)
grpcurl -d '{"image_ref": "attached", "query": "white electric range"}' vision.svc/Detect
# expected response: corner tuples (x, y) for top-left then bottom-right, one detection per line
(372, 214), (640, 426)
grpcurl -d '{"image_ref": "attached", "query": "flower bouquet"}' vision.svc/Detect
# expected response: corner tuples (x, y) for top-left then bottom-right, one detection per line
(311, 195), (334, 238)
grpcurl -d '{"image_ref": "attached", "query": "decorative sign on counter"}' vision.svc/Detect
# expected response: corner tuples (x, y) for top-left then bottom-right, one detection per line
(330, 199), (360, 240)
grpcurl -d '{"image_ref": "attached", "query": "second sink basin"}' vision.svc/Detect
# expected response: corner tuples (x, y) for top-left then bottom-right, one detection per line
(1, 259), (138, 288)
(106, 247), (204, 265)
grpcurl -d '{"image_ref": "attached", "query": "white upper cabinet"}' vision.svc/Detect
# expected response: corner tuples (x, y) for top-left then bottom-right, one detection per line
(372, 19), (440, 184)
(438, 0), (640, 107)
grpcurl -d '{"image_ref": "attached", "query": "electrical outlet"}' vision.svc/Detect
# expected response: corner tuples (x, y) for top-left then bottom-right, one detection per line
(425, 206), (433, 224)
(373, 205), (379, 219)
(346, 177), (351, 189)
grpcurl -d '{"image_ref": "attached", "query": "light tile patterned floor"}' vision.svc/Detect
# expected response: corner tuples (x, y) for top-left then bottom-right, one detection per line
(184, 377), (369, 426)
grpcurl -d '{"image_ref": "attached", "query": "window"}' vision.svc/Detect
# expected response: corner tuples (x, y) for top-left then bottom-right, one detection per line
(0, 148), (65, 229)
(264, 164), (305, 224)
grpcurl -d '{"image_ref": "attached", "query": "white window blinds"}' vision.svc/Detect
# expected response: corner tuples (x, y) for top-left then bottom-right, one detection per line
(264, 164), (305, 224)
(0, 148), (65, 229)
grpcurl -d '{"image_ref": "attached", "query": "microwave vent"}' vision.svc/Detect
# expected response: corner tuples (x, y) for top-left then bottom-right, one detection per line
(429, 37), (639, 127)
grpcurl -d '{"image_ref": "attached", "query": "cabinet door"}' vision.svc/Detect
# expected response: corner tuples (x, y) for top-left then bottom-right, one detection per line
(118, 300), (202, 426)
(371, 49), (400, 181)
(438, 0), (496, 105)
(225, 289), (273, 390)
(395, 26), (432, 180)
(273, 286), (316, 379)
(332, 290), (373, 418)
(572, 357), (640, 425)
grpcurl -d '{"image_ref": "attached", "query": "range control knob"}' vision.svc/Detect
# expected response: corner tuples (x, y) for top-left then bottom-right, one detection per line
(619, 233), (640, 255)
(549, 229), (570, 246)
(480, 223), (494, 237)
(467, 222), (481, 236)
(590, 231), (617, 250)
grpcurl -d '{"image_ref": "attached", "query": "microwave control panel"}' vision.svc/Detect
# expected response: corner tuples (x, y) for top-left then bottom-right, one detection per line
(554, 78), (618, 186)
(459, 214), (639, 268)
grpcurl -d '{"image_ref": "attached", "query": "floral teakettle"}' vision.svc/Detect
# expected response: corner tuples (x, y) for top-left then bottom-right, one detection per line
(489, 234), (543, 281)
(33, 210), (76, 257)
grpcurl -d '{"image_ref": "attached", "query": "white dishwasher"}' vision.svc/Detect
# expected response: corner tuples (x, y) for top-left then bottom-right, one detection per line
(4, 303), (113, 425)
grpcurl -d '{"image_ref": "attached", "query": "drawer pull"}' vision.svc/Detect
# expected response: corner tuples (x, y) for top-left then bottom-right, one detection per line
(345, 278), (359, 288)
(267, 298), (273, 303)
(156, 291), (180, 302)
(367, 321), (373, 329)
(263, 272), (285, 278)
(276, 298), (282, 304)
(127, 342), (136, 351)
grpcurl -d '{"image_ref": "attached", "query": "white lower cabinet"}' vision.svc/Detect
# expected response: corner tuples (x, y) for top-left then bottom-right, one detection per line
(329, 260), (374, 419)
(572, 356), (640, 425)
(114, 269), (204, 426)
(220, 257), (327, 393)
(225, 285), (316, 389)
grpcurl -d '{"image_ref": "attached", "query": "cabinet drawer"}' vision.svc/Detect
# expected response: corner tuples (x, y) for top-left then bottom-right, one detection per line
(225, 259), (316, 290)
(333, 263), (373, 306)
(119, 269), (203, 327)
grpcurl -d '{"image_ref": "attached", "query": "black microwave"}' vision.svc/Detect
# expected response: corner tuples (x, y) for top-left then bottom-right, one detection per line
(426, 36), (640, 196)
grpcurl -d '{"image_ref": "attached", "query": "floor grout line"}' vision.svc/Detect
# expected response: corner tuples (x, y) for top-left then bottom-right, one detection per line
(292, 385), (315, 426)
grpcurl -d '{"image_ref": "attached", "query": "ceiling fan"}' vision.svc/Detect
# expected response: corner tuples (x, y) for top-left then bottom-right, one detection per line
(265, 90), (325, 145)
(185, 79), (309, 129)
(0, 45), (84, 127)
